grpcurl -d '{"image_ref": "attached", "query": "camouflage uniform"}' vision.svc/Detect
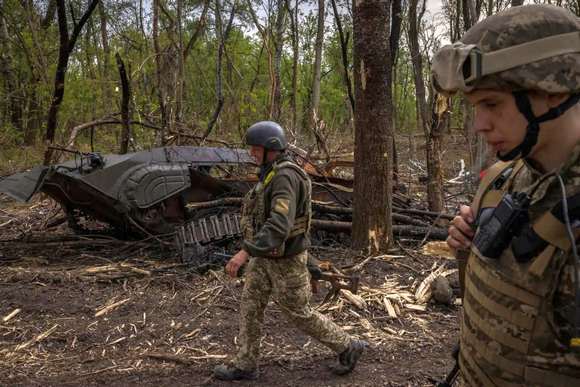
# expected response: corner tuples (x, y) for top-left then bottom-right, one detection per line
(233, 154), (351, 371)
(459, 146), (580, 386)
(430, 5), (580, 386)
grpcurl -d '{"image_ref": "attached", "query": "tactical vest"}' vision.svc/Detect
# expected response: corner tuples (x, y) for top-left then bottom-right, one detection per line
(240, 160), (312, 245)
(460, 161), (580, 386)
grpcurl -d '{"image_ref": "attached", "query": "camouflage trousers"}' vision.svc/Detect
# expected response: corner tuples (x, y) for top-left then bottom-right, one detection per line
(232, 251), (352, 371)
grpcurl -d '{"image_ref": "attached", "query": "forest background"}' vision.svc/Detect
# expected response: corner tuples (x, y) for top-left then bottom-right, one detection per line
(1, 0), (579, 251)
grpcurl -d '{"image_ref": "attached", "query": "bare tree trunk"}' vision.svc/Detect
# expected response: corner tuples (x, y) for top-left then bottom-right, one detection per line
(352, 0), (394, 253)
(44, 0), (100, 165)
(330, 0), (354, 113)
(97, 2), (111, 109)
(462, 0), (472, 28)
(409, 0), (444, 212)
(270, 0), (286, 122)
(175, 0), (184, 128)
(183, 0), (210, 61)
(389, 0), (402, 188)
(461, 0), (487, 181)
(305, 0), (325, 131)
(23, 0), (51, 145)
(153, 0), (167, 145)
(41, 0), (57, 28)
(429, 94), (448, 211)
(116, 53), (131, 154)
(204, 0), (237, 139)
(0, 7), (22, 135)
(285, 0), (299, 133)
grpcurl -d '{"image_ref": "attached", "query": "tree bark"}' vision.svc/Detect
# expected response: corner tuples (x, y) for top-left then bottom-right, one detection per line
(175, 0), (184, 128)
(285, 0), (299, 133)
(183, 0), (210, 61)
(153, 0), (167, 145)
(270, 0), (286, 122)
(330, 0), (354, 113)
(41, 0), (58, 28)
(305, 0), (325, 131)
(98, 1), (112, 113)
(204, 0), (237, 139)
(313, 220), (447, 240)
(352, 0), (394, 253)
(116, 53), (131, 154)
(409, 0), (444, 212)
(389, 0), (402, 187)
(44, 0), (100, 165)
(0, 7), (22, 135)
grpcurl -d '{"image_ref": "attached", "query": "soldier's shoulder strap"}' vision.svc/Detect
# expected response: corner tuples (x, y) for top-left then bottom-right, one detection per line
(274, 160), (312, 237)
(262, 160), (308, 188)
(273, 160), (310, 180)
(471, 160), (525, 215)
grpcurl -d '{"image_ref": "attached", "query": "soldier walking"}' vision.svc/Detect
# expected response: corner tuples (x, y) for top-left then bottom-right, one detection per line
(213, 121), (366, 381)
(437, 5), (580, 386)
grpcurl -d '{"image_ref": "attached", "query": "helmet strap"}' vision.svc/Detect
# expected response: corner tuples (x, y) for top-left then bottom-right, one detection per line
(497, 92), (580, 161)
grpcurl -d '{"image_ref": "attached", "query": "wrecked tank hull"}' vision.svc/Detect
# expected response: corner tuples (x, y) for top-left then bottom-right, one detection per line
(0, 147), (255, 236)
(0, 146), (363, 237)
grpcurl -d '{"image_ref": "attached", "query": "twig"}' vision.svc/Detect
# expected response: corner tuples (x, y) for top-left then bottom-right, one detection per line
(146, 352), (227, 364)
(418, 212), (445, 247)
(15, 324), (59, 351)
(0, 219), (14, 228)
(2, 308), (21, 322)
(95, 298), (131, 317)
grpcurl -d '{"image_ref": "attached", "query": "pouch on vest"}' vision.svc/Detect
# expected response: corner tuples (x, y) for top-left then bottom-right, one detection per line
(512, 191), (580, 262)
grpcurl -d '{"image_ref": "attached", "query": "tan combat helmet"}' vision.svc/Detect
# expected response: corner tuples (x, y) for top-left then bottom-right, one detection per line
(431, 4), (580, 161)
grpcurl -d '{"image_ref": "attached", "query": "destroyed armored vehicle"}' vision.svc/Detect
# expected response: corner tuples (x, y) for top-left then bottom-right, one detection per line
(0, 145), (446, 257)
(0, 147), (257, 236)
(0, 146), (362, 237)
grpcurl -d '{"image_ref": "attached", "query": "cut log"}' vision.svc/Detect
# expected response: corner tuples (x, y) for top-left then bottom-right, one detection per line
(392, 206), (454, 221)
(311, 219), (448, 240)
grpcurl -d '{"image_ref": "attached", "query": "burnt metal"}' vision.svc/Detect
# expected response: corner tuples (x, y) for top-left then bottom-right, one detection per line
(176, 213), (242, 246)
(0, 147), (254, 236)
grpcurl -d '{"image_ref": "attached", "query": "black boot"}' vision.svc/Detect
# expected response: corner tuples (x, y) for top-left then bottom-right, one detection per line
(330, 339), (368, 376)
(213, 363), (257, 381)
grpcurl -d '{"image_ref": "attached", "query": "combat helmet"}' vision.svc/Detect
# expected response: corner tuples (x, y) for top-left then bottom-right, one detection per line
(431, 4), (580, 161)
(245, 121), (287, 151)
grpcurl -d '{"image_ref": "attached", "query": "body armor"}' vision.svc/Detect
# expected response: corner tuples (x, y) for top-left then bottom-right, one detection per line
(240, 159), (311, 258)
(460, 161), (580, 386)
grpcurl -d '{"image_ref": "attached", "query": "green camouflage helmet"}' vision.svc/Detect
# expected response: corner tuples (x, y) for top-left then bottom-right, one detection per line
(432, 4), (580, 95)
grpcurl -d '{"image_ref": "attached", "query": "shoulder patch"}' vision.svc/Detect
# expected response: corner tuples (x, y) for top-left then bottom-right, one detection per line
(274, 198), (290, 216)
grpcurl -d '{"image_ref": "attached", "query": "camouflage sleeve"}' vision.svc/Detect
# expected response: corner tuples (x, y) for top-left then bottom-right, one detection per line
(242, 172), (297, 257)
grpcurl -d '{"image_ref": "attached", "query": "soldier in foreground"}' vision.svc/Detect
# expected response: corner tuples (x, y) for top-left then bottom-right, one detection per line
(213, 121), (366, 381)
(437, 5), (580, 386)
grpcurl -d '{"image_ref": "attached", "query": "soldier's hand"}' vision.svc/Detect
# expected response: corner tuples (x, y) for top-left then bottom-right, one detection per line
(225, 250), (249, 278)
(447, 205), (475, 252)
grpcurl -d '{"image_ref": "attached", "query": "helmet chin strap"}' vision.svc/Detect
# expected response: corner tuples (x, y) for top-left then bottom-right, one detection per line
(497, 92), (580, 161)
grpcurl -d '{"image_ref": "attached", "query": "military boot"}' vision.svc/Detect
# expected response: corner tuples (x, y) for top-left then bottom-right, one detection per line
(330, 339), (368, 376)
(213, 363), (257, 381)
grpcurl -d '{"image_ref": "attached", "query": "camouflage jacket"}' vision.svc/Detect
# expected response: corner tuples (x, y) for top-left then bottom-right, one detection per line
(459, 143), (580, 386)
(241, 155), (311, 258)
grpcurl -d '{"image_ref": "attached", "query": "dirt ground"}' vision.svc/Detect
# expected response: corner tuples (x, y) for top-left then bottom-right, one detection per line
(0, 196), (462, 387)
(0, 132), (475, 386)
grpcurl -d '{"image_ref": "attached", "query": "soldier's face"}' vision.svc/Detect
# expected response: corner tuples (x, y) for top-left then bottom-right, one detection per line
(466, 89), (529, 157)
(249, 145), (265, 165)
(466, 89), (567, 159)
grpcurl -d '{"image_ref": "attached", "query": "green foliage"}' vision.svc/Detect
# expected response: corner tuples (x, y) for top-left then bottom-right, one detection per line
(0, 0), (433, 168)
